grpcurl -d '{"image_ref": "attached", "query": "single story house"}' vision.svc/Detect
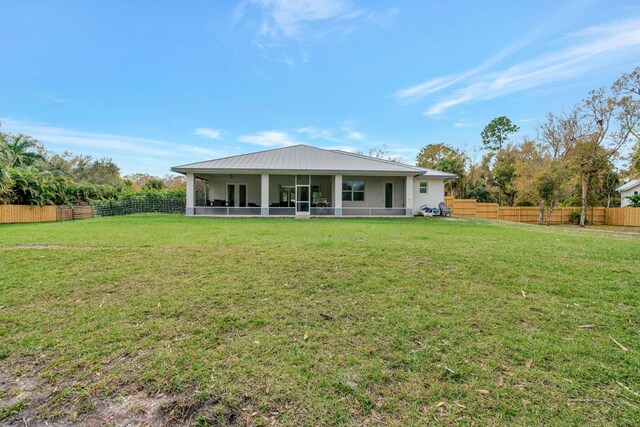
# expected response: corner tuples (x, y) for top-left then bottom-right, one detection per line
(616, 178), (640, 207)
(171, 144), (456, 217)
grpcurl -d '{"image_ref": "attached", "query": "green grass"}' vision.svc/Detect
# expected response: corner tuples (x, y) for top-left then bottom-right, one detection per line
(1, 214), (639, 425)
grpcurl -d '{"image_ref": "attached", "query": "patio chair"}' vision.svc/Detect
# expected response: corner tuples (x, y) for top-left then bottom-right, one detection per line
(438, 202), (452, 217)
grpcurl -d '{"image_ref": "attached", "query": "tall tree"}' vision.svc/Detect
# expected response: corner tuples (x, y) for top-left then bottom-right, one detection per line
(481, 116), (520, 151)
(2, 133), (43, 168)
(573, 79), (638, 226)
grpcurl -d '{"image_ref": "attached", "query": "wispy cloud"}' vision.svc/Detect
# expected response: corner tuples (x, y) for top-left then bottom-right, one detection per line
(232, 0), (397, 62)
(297, 126), (339, 141)
(397, 17), (640, 117)
(194, 128), (223, 140)
(453, 122), (477, 128)
(238, 130), (300, 147)
(239, 0), (360, 39)
(0, 117), (221, 163)
(341, 121), (364, 140)
(40, 93), (66, 103)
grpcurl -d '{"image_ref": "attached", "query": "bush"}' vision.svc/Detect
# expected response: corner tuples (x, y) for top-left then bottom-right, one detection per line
(568, 210), (582, 225)
(627, 194), (640, 207)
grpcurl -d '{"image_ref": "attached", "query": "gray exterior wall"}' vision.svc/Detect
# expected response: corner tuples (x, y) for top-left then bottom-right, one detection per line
(342, 175), (405, 208)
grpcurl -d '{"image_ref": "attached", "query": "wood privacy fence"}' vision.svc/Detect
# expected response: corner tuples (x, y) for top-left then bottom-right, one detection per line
(0, 205), (96, 224)
(444, 197), (640, 226)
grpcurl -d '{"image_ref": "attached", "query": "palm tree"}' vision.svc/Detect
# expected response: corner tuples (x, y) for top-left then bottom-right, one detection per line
(3, 134), (43, 168)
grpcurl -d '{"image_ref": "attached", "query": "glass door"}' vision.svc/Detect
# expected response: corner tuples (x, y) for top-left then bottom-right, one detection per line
(238, 184), (247, 207)
(296, 175), (310, 215)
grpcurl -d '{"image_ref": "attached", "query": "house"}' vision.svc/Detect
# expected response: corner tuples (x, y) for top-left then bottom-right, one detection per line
(170, 144), (456, 217)
(616, 179), (640, 207)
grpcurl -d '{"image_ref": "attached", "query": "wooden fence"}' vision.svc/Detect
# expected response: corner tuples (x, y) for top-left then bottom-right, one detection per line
(444, 197), (637, 226)
(0, 205), (96, 224)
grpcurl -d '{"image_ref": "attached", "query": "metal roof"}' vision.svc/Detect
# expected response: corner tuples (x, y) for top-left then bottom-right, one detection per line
(616, 178), (640, 192)
(171, 144), (455, 177)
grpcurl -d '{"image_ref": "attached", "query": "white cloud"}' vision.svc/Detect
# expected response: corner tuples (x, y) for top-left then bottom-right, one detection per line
(232, 0), (396, 56)
(194, 128), (223, 140)
(429, 19), (640, 116)
(453, 122), (477, 128)
(297, 126), (338, 141)
(236, 0), (360, 39)
(398, 18), (640, 117)
(239, 131), (300, 147)
(0, 117), (221, 161)
(345, 130), (364, 140)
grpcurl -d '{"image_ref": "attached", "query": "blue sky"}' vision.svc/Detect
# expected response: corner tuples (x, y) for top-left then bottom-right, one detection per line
(1, 0), (639, 175)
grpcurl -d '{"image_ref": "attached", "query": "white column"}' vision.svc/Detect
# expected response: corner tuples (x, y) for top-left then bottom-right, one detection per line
(261, 173), (269, 216)
(207, 178), (214, 203)
(334, 174), (342, 216)
(186, 172), (196, 216)
(405, 175), (414, 216)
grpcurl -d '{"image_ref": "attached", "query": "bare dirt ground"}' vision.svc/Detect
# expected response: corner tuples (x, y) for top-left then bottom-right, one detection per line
(0, 361), (241, 426)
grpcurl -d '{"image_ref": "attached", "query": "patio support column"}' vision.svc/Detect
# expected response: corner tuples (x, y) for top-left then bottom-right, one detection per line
(261, 173), (269, 216)
(334, 174), (342, 216)
(186, 172), (195, 216)
(405, 175), (414, 216)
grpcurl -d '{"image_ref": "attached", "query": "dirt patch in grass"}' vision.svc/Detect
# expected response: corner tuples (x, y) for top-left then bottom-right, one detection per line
(0, 359), (243, 426)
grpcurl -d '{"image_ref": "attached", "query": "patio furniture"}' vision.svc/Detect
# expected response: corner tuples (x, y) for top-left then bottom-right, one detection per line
(439, 202), (452, 217)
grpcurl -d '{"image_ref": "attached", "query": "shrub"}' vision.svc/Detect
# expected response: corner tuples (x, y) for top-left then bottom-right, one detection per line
(568, 210), (582, 224)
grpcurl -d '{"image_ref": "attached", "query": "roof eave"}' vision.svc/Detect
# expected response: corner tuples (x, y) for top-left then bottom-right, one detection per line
(170, 167), (425, 176)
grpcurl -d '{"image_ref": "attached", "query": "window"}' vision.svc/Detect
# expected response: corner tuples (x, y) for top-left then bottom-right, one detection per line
(419, 182), (428, 194)
(342, 180), (365, 201)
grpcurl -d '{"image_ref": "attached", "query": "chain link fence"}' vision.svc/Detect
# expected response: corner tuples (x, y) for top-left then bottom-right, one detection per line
(90, 197), (185, 217)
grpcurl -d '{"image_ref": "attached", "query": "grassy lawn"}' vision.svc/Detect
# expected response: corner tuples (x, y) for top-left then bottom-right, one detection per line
(1, 215), (639, 425)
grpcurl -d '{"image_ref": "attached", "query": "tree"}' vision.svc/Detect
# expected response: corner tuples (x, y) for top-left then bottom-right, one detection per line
(368, 145), (389, 159)
(416, 143), (460, 167)
(631, 141), (640, 175)
(143, 177), (164, 190)
(572, 79), (638, 226)
(536, 163), (571, 225)
(481, 116), (520, 151)
(489, 147), (518, 206)
(598, 167), (621, 208)
(39, 152), (121, 185)
(416, 143), (467, 197)
(2, 133), (43, 168)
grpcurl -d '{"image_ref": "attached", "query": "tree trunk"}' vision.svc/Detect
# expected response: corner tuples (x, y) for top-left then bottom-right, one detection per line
(537, 202), (544, 225)
(547, 201), (555, 226)
(580, 177), (589, 227)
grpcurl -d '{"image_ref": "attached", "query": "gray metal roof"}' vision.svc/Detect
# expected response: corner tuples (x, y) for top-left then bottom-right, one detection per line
(616, 178), (640, 192)
(171, 144), (454, 177)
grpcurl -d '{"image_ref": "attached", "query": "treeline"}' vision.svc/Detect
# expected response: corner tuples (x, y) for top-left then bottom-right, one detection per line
(417, 67), (640, 226)
(0, 129), (185, 205)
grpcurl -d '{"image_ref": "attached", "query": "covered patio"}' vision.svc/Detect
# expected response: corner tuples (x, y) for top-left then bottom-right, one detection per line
(187, 173), (410, 217)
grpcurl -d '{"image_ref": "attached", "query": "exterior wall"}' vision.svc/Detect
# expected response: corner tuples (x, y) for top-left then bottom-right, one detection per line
(621, 186), (640, 207)
(412, 178), (446, 215)
(342, 175), (405, 208)
(204, 174), (262, 206)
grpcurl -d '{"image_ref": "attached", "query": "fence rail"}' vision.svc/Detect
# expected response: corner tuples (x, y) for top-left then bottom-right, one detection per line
(443, 197), (638, 226)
